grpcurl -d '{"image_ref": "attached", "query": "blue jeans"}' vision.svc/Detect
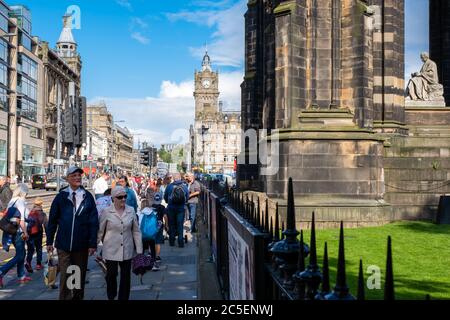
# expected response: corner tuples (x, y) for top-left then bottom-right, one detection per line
(168, 207), (185, 247)
(188, 203), (197, 232)
(0, 233), (26, 279)
(26, 232), (43, 265)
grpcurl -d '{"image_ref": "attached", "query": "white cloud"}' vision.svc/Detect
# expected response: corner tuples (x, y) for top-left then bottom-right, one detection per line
(160, 80), (194, 99)
(191, 0), (232, 8)
(116, 0), (132, 10)
(89, 71), (243, 147)
(131, 32), (150, 45)
(167, 0), (246, 68)
(131, 17), (148, 29)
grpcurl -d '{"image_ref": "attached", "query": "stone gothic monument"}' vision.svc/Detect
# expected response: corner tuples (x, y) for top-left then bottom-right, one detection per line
(238, 0), (450, 227)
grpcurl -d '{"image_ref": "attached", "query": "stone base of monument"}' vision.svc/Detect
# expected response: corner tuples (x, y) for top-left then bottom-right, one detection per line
(274, 196), (393, 229)
(383, 105), (450, 222)
(262, 108), (392, 227)
(405, 99), (446, 108)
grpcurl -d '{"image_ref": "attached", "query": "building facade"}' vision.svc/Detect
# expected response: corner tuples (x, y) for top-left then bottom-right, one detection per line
(86, 102), (114, 171)
(0, 3), (45, 179)
(38, 14), (82, 176)
(114, 124), (134, 174)
(81, 129), (108, 166)
(193, 52), (241, 174)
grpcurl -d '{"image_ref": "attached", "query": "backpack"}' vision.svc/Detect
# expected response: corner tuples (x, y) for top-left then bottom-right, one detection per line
(26, 209), (44, 236)
(0, 200), (21, 235)
(170, 184), (186, 205)
(140, 209), (160, 241)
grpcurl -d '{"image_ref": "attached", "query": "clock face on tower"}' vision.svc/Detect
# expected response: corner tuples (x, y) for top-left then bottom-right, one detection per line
(202, 79), (211, 89)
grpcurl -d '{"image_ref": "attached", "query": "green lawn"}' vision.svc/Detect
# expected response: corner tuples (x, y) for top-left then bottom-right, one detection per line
(300, 221), (450, 300)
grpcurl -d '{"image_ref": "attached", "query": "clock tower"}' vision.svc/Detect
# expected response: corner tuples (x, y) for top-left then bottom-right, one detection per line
(194, 51), (219, 120)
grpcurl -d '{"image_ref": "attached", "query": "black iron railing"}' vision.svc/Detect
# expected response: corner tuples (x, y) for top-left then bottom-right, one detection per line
(200, 177), (418, 300)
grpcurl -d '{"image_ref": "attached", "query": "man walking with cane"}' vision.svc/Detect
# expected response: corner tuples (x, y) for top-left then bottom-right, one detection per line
(46, 166), (99, 300)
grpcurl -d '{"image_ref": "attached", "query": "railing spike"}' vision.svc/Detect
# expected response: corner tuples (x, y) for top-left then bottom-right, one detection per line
(384, 236), (395, 301)
(265, 198), (269, 233)
(286, 178), (295, 231)
(322, 242), (330, 294)
(357, 259), (365, 301)
(256, 197), (261, 229)
(336, 221), (347, 290)
(298, 230), (305, 272)
(269, 216), (274, 241)
(309, 211), (317, 266)
(275, 202), (280, 241)
(293, 230), (306, 300)
(325, 221), (354, 300)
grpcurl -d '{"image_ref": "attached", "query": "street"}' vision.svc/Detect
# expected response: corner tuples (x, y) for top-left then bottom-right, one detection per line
(0, 222), (200, 300)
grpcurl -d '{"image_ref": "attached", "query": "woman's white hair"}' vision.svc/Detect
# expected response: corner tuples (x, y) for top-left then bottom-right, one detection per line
(12, 183), (29, 198)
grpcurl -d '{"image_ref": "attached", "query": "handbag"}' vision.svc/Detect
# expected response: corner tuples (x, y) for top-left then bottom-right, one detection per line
(44, 253), (58, 287)
(0, 200), (20, 235)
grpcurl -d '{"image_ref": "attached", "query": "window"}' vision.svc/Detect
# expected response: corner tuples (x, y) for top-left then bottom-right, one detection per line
(18, 54), (38, 80)
(23, 124), (42, 139)
(0, 3), (9, 18)
(0, 140), (6, 175)
(19, 32), (32, 51)
(0, 87), (7, 111)
(0, 39), (7, 63)
(0, 63), (7, 86)
(22, 144), (43, 164)
(18, 98), (37, 121)
(29, 127), (42, 139)
(0, 15), (7, 33)
(17, 75), (37, 100)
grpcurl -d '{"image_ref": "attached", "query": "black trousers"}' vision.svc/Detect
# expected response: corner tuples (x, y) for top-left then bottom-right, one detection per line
(105, 259), (132, 300)
(143, 240), (156, 260)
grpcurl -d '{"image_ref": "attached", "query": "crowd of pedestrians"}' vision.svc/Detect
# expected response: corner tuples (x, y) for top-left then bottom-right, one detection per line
(0, 166), (202, 300)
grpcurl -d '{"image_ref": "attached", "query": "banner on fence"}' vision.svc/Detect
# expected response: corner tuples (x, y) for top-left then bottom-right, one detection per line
(228, 221), (255, 300)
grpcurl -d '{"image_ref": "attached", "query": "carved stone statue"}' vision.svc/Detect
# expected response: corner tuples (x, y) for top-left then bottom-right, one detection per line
(406, 52), (445, 106)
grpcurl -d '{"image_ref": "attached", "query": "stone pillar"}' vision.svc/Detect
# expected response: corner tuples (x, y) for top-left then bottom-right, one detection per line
(430, 0), (450, 106)
(369, 0), (406, 134)
(239, 0), (264, 190)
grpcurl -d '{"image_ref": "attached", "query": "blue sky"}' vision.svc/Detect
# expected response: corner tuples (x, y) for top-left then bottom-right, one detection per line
(17, 0), (429, 145)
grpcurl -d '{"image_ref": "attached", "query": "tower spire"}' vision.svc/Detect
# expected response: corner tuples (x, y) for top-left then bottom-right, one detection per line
(57, 14), (77, 58)
(202, 48), (212, 72)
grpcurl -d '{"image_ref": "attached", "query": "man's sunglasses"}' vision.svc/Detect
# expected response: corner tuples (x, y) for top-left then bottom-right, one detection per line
(116, 195), (127, 200)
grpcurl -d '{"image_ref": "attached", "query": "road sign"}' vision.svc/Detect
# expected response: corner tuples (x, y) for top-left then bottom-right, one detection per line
(53, 159), (64, 166)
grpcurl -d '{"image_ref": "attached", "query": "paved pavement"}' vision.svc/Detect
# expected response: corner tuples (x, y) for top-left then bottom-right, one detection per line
(0, 224), (199, 300)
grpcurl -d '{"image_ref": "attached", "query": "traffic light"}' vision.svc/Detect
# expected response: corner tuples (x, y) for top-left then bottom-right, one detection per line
(140, 149), (150, 166)
(152, 147), (158, 167)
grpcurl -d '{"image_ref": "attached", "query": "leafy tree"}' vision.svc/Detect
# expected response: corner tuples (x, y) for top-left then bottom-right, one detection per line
(158, 149), (172, 163)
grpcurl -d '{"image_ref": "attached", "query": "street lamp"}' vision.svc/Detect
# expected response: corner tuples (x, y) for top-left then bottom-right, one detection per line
(200, 125), (209, 173)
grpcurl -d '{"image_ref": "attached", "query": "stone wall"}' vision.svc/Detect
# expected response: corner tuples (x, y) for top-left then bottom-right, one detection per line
(384, 107), (450, 221)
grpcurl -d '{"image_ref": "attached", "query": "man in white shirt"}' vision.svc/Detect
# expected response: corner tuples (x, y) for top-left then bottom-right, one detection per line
(93, 172), (110, 200)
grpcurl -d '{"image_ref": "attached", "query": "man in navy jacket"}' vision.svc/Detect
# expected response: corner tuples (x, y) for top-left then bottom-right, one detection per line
(164, 172), (189, 247)
(46, 166), (99, 300)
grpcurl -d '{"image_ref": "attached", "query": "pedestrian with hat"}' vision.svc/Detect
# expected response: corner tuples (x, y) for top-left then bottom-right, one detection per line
(24, 197), (48, 273)
(98, 186), (143, 300)
(46, 166), (99, 300)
